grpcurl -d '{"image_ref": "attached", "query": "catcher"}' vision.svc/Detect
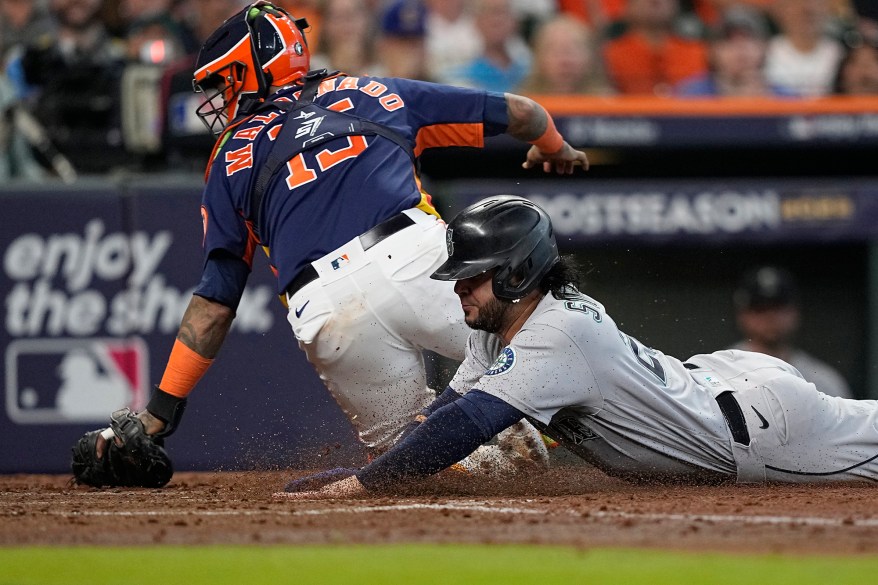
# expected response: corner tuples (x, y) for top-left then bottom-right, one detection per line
(70, 2), (587, 488)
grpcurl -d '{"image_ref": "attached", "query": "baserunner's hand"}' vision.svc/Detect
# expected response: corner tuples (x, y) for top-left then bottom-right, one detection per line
(273, 475), (368, 500)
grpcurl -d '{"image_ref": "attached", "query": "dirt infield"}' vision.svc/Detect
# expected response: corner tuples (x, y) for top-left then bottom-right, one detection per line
(2, 467), (877, 554)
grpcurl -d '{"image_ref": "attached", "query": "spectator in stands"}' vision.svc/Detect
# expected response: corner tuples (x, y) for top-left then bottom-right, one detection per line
(0, 72), (49, 181)
(731, 265), (852, 399)
(19, 0), (131, 175)
(1, 0), (55, 98)
(509, 0), (556, 41)
(159, 0), (239, 169)
(270, 0), (322, 48)
(310, 0), (381, 76)
(0, 0), (56, 180)
(120, 0), (195, 66)
(376, 0), (430, 80)
(765, 0), (845, 96)
(424, 0), (480, 82)
(559, 0), (727, 30)
(603, 0), (709, 95)
(517, 14), (614, 95)
(851, 0), (878, 46)
(177, 0), (239, 47)
(557, 0), (624, 30)
(677, 6), (797, 96)
(689, 0), (777, 27)
(832, 30), (878, 93)
(441, 0), (531, 93)
(1, 0), (55, 62)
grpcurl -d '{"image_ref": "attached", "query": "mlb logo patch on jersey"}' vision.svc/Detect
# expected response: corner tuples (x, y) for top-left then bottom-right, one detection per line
(331, 254), (350, 270)
(486, 347), (516, 376)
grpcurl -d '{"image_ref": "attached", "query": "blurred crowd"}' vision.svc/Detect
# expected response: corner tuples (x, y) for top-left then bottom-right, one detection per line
(1, 0), (877, 179)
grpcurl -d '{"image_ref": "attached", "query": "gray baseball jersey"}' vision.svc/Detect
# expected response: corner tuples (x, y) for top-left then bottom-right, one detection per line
(450, 289), (878, 483)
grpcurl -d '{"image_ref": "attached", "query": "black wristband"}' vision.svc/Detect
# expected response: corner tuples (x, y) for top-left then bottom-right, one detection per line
(146, 386), (188, 438)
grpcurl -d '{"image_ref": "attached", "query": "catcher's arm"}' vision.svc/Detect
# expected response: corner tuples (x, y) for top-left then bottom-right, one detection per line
(93, 294), (233, 461)
(73, 238), (246, 487)
(77, 295), (234, 486)
(504, 93), (589, 174)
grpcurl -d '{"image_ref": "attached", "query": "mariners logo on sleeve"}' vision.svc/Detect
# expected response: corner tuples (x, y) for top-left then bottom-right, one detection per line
(486, 347), (516, 376)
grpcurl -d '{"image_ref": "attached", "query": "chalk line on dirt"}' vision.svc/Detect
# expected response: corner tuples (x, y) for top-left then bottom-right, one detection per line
(12, 499), (878, 528)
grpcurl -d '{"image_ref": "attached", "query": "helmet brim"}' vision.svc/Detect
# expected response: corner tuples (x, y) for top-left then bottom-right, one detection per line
(431, 258), (497, 281)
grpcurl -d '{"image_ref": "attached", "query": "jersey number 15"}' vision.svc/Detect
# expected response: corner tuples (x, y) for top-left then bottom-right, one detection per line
(285, 135), (369, 190)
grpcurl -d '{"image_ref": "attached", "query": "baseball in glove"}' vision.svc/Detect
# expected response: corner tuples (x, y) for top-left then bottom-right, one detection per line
(71, 408), (173, 488)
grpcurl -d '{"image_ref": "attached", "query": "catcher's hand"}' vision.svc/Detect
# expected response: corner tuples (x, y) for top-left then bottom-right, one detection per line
(71, 408), (173, 488)
(522, 141), (589, 175)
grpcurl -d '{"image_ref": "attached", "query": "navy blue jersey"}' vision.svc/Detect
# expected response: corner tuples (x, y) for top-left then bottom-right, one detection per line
(199, 74), (508, 293)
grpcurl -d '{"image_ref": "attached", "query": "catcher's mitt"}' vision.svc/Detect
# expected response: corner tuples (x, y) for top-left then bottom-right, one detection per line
(71, 408), (173, 488)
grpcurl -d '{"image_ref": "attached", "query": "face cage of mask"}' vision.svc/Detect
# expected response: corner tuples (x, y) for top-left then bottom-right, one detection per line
(193, 62), (245, 136)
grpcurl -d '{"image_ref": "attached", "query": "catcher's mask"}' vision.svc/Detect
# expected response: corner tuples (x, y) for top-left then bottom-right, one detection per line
(431, 195), (559, 301)
(192, 1), (310, 135)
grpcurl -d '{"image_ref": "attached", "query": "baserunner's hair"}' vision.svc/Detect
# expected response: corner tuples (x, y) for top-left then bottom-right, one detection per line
(538, 255), (585, 297)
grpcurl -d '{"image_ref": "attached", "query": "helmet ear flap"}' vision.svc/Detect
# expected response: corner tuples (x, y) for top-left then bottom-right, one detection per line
(509, 260), (531, 288)
(493, 255), (537, 301)
(492, 263), (513, 298)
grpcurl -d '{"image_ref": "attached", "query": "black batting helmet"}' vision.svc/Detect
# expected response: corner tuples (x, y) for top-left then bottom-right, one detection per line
(431, 195), (559, 301)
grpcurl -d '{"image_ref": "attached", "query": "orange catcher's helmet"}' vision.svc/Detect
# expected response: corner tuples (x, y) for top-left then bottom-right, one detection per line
(192, 1), (310, 135)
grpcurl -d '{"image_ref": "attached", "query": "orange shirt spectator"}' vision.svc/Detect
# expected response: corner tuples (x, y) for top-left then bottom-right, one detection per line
(603, 0), (708, 94)
(558, 0), (753, 28)
(558, 0), (625, 28)
(605, 33), (708, 93)
(693, 1), (777, 26)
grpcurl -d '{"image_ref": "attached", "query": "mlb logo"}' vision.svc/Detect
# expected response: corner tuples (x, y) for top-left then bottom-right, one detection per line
(330, 254), (350, 270)
(5, 338), (149, 424)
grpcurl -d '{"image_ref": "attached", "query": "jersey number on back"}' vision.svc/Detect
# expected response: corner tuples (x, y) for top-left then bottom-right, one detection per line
(561, 290), (667, 385)
(621, 334), (667, 385)
(285, 136), (369, 190)
(563, 298), (603, 322)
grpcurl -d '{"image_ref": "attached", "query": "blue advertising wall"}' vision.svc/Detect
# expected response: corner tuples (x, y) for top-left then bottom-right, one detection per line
(1, 183), (363, 474)
(440, 177), (878, 245)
